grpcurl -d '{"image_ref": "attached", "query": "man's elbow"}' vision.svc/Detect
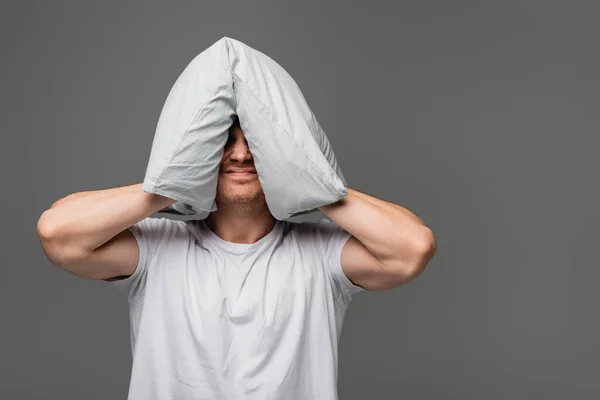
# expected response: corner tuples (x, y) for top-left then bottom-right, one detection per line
(37, 211), (88, 270)
(409, 229), (437, 276)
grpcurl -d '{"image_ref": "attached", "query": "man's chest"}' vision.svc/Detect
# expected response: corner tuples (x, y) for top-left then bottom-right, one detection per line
(145, 246), (332, 331)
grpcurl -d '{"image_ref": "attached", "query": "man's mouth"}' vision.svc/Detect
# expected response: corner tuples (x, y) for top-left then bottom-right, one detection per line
(222, 168), (257, 180)
(224, 168), (257, 174)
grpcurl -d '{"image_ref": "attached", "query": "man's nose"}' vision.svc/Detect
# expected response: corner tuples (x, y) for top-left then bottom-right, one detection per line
(230, 139), (253, 161)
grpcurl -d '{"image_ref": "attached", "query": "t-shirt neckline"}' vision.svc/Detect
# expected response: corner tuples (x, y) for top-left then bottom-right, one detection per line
(199, 219), (280, 254)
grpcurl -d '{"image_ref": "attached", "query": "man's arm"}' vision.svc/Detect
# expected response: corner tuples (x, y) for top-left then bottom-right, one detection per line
(36, 183), (176, 279)
(318, 187), (436, 291)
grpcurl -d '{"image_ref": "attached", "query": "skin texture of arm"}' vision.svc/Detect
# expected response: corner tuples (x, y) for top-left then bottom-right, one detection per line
(318, 186), (436, 291)
(36, 183), (176, 278)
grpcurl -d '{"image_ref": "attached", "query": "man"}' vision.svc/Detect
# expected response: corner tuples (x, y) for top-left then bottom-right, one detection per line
(37, 117), (436, 399)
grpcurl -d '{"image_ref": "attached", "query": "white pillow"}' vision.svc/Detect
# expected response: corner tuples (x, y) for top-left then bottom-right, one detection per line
(143, 36), (347, 221)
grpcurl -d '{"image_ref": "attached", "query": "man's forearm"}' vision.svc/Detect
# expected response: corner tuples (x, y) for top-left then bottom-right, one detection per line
(50, 183), (146, 209)
(345, 187), (427, 226)
(318, 187), (435, 273)
(38, 183), (176, 261)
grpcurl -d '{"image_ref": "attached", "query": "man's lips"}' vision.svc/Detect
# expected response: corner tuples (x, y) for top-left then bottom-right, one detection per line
(223, 168), (257, 174)
(221, 168), (257, 180)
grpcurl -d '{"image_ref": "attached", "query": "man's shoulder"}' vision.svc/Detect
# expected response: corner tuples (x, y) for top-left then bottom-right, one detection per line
(292, 217), (337, 230)
(131, 217), (192, 242)
(283, 218), (341, 239)
(136, 216), (188, 230)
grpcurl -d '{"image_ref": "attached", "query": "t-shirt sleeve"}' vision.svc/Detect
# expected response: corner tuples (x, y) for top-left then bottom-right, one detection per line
(106, 216), (173, 302)
(314, 217), (366, 304)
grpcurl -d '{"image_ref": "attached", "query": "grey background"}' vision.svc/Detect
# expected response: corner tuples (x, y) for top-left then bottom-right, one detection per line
(3, 0), (598, 399)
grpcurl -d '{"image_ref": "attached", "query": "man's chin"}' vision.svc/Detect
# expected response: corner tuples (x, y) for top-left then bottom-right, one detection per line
(217, 191), (264, 204)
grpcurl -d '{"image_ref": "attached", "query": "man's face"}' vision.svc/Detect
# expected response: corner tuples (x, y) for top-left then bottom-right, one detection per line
(215, 119), (265, 205)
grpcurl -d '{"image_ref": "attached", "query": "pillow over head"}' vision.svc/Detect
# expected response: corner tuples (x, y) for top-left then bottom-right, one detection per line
(143, 36), (347, 221)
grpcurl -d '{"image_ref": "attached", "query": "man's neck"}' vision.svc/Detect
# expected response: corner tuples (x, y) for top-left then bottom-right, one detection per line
(205, 204), (276, 244)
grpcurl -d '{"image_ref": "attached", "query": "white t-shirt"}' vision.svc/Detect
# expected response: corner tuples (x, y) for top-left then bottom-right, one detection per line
(108, 216), (365, 400)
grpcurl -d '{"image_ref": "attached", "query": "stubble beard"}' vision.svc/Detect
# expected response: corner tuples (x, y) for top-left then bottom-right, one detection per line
(216, 183), (267, 215)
